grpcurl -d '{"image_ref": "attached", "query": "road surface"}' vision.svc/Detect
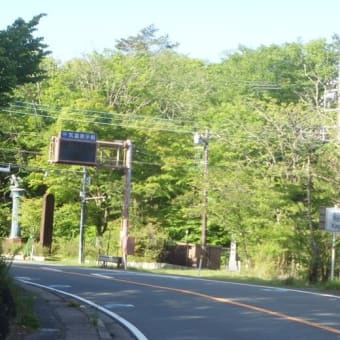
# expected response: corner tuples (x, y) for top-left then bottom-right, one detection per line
(10, 262), (340, 339)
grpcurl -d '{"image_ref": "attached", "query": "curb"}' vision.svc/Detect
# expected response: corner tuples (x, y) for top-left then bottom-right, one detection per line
(17, 280), (142, 340)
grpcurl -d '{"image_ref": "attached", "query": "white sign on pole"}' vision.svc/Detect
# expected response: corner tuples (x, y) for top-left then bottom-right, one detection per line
(228, 240), (238, 271)
(325, 207), (340, 232)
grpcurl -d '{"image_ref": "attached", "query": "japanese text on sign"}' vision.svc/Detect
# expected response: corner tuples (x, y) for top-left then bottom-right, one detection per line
(60, 130), (96, 142)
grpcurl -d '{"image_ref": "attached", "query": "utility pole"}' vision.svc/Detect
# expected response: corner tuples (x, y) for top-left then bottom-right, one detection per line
(121, 140), (132, 270)
(331, 62), (340, 279)
(337, 61), (340, 141)
(194, 129), (209, 267)
(201, 129), (209, 250)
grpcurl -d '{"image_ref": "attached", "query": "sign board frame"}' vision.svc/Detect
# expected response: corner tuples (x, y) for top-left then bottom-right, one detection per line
(49, 130), (97, 166)
(324, 207), (340, 232)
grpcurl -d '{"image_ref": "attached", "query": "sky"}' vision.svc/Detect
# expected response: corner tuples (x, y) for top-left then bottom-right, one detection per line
(1, 0), (340, 62)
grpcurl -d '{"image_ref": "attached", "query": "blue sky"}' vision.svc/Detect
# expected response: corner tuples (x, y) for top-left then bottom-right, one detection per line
(1, 0), (339, 62)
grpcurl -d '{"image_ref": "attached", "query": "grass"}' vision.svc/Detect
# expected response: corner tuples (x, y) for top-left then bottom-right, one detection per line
(11, 284), (39, 330)
(129, 266), (340, 293)
(19, 253), (340, 294)
(67, 300), (81, 308)
(1, 269), (39, 338)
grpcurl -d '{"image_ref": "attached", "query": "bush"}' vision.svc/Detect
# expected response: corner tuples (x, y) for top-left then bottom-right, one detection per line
(0, 250), (16, 338)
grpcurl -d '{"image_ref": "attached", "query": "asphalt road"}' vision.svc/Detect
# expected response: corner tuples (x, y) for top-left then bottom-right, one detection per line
(10, 262), (340, 339)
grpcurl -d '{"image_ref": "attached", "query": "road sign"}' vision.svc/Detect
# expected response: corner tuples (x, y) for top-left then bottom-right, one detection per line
(50, 131), (97, 166)
(60, 130), (96, 141)
(324, 207), (340, 232)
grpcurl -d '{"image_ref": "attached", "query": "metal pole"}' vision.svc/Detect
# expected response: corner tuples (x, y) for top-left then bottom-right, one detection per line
(79, 167), (87, 264)
(121, 140), (132, 270)
(201, 129), (209, 250)
(332, 63), (340, 278)
(337, 61), (340, 141)
(194, 129), (209, 269)
(331, 232), (336, 280)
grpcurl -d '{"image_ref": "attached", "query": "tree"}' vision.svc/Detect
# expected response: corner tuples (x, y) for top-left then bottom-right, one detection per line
(213, 39), (339, 106)
(2, 26), (339, 281)
(0, 14), (49, 105)
(115, 24), (178, 54)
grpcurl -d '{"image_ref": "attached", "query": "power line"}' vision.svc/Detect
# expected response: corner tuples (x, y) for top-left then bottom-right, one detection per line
(2, 107), (196, 135)
(0, 147), (43, 155)
(31, 101), (195, 123)
(2, 104), (335, 143)
(11, 101), (199, 129)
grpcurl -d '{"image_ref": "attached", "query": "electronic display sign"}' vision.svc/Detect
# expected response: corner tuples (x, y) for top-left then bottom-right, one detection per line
(50, 131), (97, 166)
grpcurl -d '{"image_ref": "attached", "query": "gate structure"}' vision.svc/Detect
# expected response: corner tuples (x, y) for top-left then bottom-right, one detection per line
(49, 131), (132, 269)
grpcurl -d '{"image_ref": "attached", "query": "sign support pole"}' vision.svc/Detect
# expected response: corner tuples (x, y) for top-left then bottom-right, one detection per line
(49, 131), (134, 266)
(331, 232), (336, 280)
(78, 167), (87, 264)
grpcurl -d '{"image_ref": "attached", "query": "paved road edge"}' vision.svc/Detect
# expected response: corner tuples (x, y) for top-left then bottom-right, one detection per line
(18, 279), (148, 340)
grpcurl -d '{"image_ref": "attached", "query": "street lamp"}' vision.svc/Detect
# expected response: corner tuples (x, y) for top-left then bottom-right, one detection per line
(194, 129), (209, 263)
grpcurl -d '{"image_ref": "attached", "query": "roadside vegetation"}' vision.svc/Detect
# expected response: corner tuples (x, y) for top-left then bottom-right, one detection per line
(0, 13), (339, 300)
(0, 253), (16, 338)
(0, 243), (38, 338)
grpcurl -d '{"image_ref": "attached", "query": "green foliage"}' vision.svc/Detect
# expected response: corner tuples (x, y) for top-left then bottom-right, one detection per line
(53, 204), (79, 239)
(0, 203), (10, 237)
(0, 14), (49, 105)
(20, 197), (42, 240)
(0, 242), (38, 336)
(115, 24), (179, 54)
(0, 244), (16, 338)
(0, 23), (339, 283)
(51, 237), (79, 258)
(131, 222), (168, 261)
(9, 284), (39, 331)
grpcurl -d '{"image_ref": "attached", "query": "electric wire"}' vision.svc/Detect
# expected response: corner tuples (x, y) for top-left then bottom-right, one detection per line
(2, 103), (337, 142)
(13, 101), (199, 125)
(1, 99), (338, 179)
(2, 107), (195, 134)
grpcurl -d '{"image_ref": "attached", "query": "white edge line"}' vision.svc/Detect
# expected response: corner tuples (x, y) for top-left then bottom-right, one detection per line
(18, 279), (148, 340)
(40, 267), (62, 272)
(200, 277), (340, 299)
(91, 273), (113, 279)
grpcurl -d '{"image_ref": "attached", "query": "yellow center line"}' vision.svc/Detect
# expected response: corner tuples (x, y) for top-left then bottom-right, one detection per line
(16, 265), (340, 335)
(96, 275), (340, 335)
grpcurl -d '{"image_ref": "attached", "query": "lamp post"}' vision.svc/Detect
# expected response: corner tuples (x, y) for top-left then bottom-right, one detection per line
(194, 129), (209, 265)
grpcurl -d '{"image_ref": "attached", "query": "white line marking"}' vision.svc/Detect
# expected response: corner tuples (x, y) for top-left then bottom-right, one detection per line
(91, 273), (113, 279)
(41, 267), (62, 272)
(261, 288), (288, 293)
(48, 285), (71, 289)
(104, 303), (134, 309)
(17, 279), (148, 340)
(15, 276), (32, 281)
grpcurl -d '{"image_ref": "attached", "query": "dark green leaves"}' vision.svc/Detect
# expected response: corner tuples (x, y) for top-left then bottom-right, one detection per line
(0, 14), (49, 105)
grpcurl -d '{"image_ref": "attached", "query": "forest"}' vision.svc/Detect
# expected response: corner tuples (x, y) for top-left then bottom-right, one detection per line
(0, 15), (339, 283)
